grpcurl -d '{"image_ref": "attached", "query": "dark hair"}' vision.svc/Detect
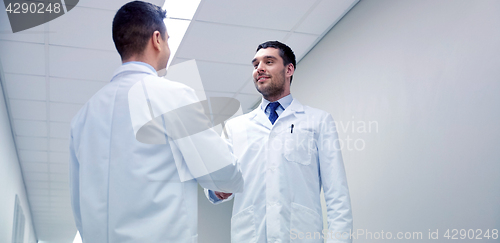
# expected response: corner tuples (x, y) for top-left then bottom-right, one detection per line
(256, 41), (296, 83)
(112, 1), (167, 60)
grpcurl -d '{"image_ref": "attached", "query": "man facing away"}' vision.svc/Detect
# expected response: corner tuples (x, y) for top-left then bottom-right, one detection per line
(206, 41), (353, 243)
(69, 1), (243, 242)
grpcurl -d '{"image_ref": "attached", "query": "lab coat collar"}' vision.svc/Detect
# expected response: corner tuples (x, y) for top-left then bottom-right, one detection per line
(260, 94), (293, 112)
(287, 98), (305, 113)
(249, 97), (305, 130)
(110, 62), (158, 81)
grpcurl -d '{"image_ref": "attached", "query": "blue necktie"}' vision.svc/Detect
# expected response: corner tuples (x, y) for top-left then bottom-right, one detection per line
(267, 102), (280, 125)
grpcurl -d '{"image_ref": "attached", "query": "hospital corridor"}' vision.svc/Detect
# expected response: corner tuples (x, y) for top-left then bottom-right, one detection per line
(1, 0), (499, 242)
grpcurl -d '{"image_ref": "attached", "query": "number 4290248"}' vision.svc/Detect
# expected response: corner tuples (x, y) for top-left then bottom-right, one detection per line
(5, 2), (62, 14)
(444, 229), (498, 240)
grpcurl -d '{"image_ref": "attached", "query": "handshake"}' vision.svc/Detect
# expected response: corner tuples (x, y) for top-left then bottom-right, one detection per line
(214, 191), (233, 200)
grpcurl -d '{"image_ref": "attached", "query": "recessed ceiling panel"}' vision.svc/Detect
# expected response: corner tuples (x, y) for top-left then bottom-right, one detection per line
(21, 161), (49, 173)
(76, 0), (165, 11)
(30, 196), (50, 206)
(16, 137), (48, 151)
(49, 7), (116, 51)
(50, 181), (69, 189)
(50, 78), (106, 104)
(0, 41), (45, 75)
(195, 0), (317, 31)
(49, 122), (71, 138)
(205, 91), (235, 98)
(74, 0), (124, 10)
(19, 150), (48, 163)
(284, 32), (319, 62)
(50, 173), (69, 183)
(23, 172), (49, 182)
(235, 93), (261, 112)
(196, 61), (252, 92)
(25, 181), (50, 190)
(49, 163), (69, 174)
(9, 100), (47, 120)
(48, 189), (70, 197)
(204, 91), (237, 115)
(49, 102), (83, 122)
(175, 21), (288, 64)
(49, 138), (69, 152)
(295, 0), (358, 35)
(49, 152), (69, 164)
(49, 45), (120, 81)
(169, 57), (189, 66)
(27, 188), (50, 196)
(0, 26), (46, 44)
(4, 73), (46, 101)
(13, 120), (48, 137)
(239, 77), (261, 96)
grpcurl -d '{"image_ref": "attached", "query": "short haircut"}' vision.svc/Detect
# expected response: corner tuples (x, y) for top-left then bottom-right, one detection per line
(256, 41), (297, 83)
(112, 1), (167, 60)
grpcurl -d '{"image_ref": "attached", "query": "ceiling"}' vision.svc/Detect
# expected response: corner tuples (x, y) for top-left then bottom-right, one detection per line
(0, 0), (358, 242)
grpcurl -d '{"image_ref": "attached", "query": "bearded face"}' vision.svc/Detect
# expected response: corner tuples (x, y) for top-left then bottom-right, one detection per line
(251, 48), (291, 101)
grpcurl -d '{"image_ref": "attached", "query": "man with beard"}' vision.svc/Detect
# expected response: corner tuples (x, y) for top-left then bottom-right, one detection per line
(206, 41), (353, 243)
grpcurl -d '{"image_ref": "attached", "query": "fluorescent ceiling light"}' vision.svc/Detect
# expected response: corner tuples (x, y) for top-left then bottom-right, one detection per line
(73, 231), (82, 243)
(164, 18), (190, 68)
(163, 0), (202, 20)
(163, 0), (202, 68)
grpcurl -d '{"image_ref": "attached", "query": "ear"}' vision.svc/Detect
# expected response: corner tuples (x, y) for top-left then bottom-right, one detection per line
(285, 63), (295, 77)
(151, 30), (162, 51)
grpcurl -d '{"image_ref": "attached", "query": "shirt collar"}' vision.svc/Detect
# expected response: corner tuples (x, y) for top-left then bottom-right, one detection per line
(123, 61), (157, 74)
(260, 94), (293, 111)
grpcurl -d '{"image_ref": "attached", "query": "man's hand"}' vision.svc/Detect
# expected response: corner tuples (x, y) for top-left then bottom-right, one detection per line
(214, 191), (232, 200)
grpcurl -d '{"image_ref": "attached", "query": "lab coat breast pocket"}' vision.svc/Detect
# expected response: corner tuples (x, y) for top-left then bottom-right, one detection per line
(284, 129), (315, 165)
(231, 205), (256, 243)
(290, 202), (323, 243)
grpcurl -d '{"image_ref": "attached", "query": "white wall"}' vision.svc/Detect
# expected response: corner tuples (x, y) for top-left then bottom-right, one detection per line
(293, 0), (500, 242)
(0, 65), (37, 242)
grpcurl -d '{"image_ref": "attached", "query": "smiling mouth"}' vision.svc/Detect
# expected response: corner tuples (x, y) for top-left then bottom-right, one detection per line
(257, 76), (270, 82)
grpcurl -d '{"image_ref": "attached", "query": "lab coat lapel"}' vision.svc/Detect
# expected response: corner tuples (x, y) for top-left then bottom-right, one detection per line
(278, 98), (305, 121)
(249, 107), (273, 130)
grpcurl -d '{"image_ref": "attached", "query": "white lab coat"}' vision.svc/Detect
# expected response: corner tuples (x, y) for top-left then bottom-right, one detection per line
(206, 98), (353, 243)
(69, 63), (243, 243)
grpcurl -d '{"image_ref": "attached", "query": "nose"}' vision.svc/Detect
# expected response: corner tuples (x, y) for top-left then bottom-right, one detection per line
(256, 62), (265, 73)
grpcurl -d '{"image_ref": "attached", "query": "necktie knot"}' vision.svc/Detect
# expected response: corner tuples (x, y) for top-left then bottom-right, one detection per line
(268, 102), (280, 112)
(267, 102), (280, 125)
